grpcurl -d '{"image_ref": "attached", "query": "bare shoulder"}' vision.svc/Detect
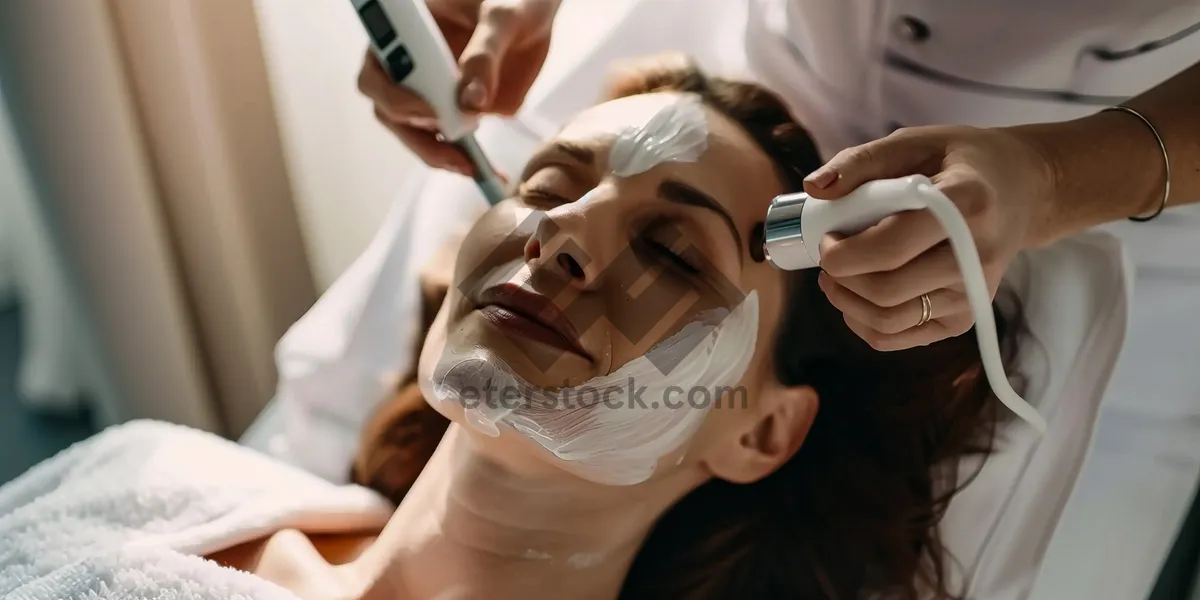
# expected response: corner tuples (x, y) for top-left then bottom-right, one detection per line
(207, 529), (380, 597)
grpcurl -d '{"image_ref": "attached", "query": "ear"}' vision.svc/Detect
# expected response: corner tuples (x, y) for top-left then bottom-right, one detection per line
(707, 382), (818, 484)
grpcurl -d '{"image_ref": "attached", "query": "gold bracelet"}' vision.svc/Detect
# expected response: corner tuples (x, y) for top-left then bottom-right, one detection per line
(1102, 105), (1171, 222)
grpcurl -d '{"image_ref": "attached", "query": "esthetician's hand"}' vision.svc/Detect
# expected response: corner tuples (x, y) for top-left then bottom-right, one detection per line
(356, 0), (561, 174)
(803, 125), (1058, 351)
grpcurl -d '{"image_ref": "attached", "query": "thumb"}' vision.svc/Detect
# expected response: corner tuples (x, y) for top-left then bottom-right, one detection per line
(457, 2), (522, 113)
(803, 130), (944, 199)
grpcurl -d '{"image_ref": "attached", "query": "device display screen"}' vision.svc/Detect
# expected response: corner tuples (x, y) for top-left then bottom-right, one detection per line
(358, 1), (397, 48)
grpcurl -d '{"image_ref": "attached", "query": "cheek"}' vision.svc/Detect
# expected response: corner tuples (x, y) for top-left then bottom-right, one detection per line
(681, 333), (775, 453)
(679, 276), (786, 454)
(601, 275), (704, 369)
(453, 203), (539, 285)
(417, 299), (452, 404)
(745, 269), (789, 353)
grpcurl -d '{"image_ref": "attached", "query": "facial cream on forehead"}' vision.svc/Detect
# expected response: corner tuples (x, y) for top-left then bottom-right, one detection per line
(608, 92), (709, 178)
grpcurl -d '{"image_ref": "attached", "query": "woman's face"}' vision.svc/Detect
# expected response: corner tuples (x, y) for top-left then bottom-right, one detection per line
(418, 92), (817, 486)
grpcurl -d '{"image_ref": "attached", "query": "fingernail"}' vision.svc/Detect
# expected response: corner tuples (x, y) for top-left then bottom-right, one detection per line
(804, 167), (837, 188)
(407, 117), (440, 131)
(460, 79), (486, 111)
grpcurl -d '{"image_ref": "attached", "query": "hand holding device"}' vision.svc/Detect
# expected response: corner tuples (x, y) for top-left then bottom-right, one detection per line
(354, 0), (558, 177)
(763, 174), (1047, 433)
(796, 126), (1056, 352)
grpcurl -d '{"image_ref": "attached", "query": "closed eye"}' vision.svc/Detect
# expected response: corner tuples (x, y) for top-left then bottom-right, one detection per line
(644, 238), (701, 275)
(518, 165), (576, 209)
(519, 187), (569, 209)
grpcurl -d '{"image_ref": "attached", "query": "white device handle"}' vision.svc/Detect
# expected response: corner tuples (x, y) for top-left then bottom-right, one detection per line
(801, 176), (930, 257)
(351, 0), (508, 205)
(353, 0), (478, 141)
(762, 176), (929, 270)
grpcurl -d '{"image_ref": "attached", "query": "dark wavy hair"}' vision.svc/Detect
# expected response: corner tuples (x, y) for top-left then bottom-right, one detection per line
(352, 54), (1024, 600)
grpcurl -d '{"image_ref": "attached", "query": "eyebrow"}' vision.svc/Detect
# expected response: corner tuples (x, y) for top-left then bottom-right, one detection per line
(519, 141), (596, 182)
(657, 179), (744, 262)
(554, 142), (595, 165)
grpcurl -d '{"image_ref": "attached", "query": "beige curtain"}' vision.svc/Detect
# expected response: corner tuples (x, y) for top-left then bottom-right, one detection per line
(0, 0), (316, 437)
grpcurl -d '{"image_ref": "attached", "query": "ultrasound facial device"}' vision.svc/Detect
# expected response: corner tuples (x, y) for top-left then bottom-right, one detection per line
(351, 0), (507, 205)
(762, 175), (1047, 433)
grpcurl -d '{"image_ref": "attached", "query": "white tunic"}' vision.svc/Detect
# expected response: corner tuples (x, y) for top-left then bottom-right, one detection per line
(736, 4), (1200, 600)
(742, 0), (1200, 156)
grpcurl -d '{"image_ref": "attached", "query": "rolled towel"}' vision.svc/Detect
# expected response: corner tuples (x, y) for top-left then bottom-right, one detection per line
(0, 420), (393, 599)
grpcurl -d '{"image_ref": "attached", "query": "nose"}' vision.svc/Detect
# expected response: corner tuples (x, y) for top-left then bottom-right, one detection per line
(522, 195), (617, 290)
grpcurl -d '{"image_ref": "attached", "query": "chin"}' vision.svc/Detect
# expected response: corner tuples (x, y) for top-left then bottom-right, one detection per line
(418, 311), (693, 486)
(416, 372), (596, 482)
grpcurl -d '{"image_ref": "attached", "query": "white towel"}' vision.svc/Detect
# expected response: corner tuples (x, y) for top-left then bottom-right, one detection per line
(0, 420), (394, 599)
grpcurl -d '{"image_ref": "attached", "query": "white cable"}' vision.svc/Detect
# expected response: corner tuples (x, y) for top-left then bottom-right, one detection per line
(916, 192), (1048, 434)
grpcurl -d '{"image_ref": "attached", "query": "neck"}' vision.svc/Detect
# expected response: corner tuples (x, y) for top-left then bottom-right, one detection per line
(347, 425), (694, 600)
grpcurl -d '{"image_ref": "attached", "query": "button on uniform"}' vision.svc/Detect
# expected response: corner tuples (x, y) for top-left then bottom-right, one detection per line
(893, 15), (932, 43)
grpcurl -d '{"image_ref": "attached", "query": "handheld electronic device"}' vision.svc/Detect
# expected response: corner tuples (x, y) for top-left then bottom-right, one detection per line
(763, 175), (1047, 433)
(350, 0), (507, 205)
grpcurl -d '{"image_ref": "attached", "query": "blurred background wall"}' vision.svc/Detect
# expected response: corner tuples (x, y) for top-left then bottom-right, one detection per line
(0, 81), (98, 483)
(253, 0), (416, 291)
(0, 0), (314, 449)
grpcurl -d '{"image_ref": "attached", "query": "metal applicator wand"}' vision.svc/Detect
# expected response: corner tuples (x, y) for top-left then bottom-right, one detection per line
(351, 0), (507, 205)
(762, 175), (1047, 433)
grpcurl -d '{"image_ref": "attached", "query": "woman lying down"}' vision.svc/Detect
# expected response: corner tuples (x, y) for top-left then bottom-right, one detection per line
(0, 54), (1025, 600)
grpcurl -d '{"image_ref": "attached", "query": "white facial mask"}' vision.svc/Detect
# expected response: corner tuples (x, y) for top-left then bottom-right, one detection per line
(432, 291), (759, 486)
(608, 92), (709, 178)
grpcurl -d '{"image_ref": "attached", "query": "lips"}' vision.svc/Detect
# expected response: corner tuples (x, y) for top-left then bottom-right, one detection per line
(477, 283), (590, 360)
